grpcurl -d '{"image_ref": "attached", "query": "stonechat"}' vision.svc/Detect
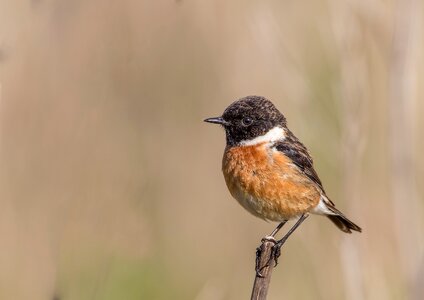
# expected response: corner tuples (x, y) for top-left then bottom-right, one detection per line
(204, 96), (361, 251)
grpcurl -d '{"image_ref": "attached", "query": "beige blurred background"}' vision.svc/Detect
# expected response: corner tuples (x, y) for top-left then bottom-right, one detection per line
(0, 1), (423, 299)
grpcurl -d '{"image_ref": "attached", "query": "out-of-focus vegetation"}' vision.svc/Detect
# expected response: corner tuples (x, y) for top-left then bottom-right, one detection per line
(0, 1), (423, 299)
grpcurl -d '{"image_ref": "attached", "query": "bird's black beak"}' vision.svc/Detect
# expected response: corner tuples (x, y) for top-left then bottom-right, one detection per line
(204, 117), (229, 126)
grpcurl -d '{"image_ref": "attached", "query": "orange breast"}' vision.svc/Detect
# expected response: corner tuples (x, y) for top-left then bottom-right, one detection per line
(222, 143), (320, 221)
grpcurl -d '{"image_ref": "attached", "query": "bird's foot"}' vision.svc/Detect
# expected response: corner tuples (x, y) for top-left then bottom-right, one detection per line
(255, 236), (277, 277)
(270, 239), (285, 267)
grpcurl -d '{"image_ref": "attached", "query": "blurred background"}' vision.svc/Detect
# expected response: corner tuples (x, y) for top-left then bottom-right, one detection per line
(0, 1), (423, 299)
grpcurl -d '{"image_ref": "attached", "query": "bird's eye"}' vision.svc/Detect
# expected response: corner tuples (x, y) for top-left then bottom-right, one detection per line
(242, 117), (253, 126)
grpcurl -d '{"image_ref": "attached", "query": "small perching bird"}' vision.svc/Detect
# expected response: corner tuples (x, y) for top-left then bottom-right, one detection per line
(204, 96), (361, 259)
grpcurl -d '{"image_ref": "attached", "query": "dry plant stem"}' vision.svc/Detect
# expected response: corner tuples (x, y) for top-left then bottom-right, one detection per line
(251, 214), (309, 300)
(251, 239), (277, 300)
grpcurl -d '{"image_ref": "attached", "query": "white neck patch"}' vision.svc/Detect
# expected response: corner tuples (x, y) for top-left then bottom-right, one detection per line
(239, 126), (285, 146)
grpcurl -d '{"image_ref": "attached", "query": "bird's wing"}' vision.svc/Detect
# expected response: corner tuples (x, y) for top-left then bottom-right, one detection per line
(273, 130), (327, 195)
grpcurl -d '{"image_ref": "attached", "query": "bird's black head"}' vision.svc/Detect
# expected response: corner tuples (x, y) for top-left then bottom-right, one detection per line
(204, 96), (287, 146)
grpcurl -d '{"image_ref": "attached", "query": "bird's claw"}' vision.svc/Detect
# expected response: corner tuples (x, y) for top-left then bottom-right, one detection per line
(255, 247), (265, 277)
(255, 236), (278, 277)
(271, 243), (282, 266)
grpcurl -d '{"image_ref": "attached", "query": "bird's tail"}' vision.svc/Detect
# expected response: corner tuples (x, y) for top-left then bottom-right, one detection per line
(327, 215), (361, 233)
(326, 205), (362, 233)
(315, 196), (362, 233)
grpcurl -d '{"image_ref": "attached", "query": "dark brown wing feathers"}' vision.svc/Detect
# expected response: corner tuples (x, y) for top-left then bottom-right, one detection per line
(274, 130), (361, 233)
(274, 130), (325, 192)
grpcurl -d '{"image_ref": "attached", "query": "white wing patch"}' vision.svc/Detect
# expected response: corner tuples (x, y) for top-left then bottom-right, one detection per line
(311, 196), (336, 215)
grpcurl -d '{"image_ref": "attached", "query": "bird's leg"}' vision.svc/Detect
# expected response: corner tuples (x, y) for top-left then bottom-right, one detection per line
(255, 221), (287, 277)
(272, 214), (309, 266)
(269, 220), (288, 238)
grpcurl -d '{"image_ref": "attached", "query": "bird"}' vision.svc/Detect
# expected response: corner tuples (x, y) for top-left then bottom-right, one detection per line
(204, 96), (361, 265)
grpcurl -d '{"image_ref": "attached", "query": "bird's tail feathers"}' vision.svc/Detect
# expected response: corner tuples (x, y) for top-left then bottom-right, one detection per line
(326, 204), (362, 233)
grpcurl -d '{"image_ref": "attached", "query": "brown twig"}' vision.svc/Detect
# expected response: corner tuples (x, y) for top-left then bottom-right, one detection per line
(250, 215), (308, 299)
(250, 239), (277, 300)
